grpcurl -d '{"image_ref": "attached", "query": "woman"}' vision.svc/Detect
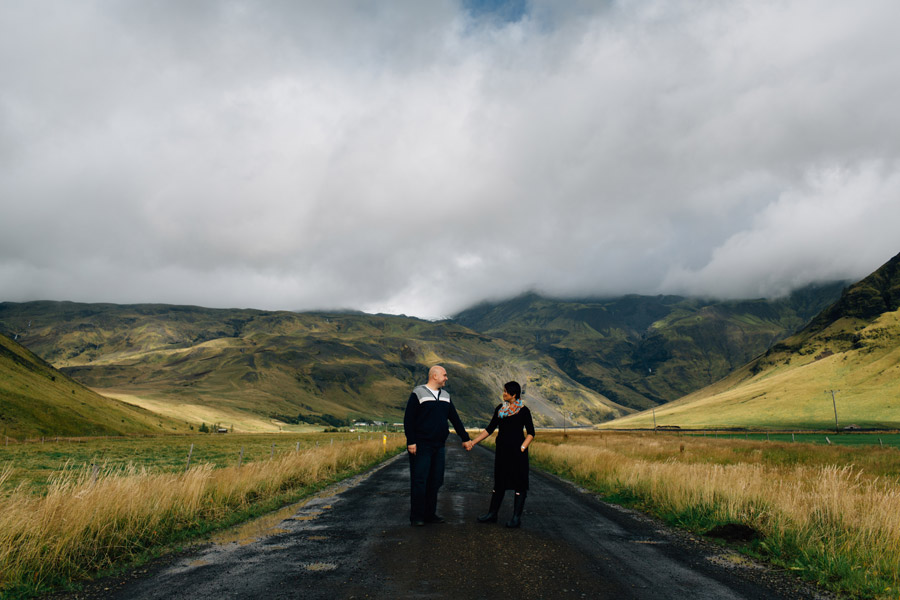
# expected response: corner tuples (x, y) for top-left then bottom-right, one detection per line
(468, 380), (535, 528)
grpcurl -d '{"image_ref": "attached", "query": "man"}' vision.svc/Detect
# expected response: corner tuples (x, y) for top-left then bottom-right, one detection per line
(404, 365), (472, 526)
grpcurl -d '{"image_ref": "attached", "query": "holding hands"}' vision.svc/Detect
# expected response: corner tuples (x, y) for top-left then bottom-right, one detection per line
(467, 429), (490, 452)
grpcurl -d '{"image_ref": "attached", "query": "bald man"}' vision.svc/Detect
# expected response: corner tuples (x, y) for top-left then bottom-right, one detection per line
(403, 365), (472, 526)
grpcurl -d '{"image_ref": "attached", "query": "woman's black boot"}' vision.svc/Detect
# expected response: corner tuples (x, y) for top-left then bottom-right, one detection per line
(477, 490), (504, 523)
(505, 492), (526, 528)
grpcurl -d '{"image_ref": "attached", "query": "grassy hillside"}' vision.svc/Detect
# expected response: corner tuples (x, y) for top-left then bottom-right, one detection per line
(608, 252), (900, 429)
(0, 332), (187, 438)
(453, 284), (845, 410)
(0, 302), (628, 430)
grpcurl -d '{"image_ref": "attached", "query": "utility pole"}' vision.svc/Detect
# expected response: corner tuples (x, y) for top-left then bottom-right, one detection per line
(826, 390), (840, 434)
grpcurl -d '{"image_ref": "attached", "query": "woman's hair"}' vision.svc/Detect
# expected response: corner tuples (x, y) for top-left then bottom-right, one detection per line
(503, 381), (521, 400)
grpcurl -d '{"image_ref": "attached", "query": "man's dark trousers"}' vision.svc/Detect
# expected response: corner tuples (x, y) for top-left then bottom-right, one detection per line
(409, 443), (446, 522)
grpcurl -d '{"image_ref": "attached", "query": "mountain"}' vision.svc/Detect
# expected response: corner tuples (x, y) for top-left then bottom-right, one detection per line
(453, 283), (846, 410)
(0, 332), (187, 438)
(0, 278), (852, 434)
(0, 302), (627, 431)
(608, 252), (900, 429)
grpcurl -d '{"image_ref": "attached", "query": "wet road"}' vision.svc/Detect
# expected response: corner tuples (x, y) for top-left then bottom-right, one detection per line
(67, 437), (826, 599)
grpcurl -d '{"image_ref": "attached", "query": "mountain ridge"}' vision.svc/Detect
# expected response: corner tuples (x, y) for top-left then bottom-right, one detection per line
(0, 302), (626, 431)
(1, 274), (876, 435)
(453, 283), (847, 410)
(0, 331), (187, 438)
(607, 251), (900, 429)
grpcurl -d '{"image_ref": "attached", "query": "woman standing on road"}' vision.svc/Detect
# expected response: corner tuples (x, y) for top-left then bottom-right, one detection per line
(466, 380), (535, 528)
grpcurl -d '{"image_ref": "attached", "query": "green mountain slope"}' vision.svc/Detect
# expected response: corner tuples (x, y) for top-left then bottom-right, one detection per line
(453, 284), (845, 410)
(0, 302), (628, 430)
(608, 251), (900, 429)
(0, 332), (186, 438)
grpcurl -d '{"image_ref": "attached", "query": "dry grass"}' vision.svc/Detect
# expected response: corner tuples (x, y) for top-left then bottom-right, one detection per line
(0, 437), (405, 595)
(532, 431), (900, 599)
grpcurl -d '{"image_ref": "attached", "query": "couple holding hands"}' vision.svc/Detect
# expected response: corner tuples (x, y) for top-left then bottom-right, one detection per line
(403, 365), (535, 528)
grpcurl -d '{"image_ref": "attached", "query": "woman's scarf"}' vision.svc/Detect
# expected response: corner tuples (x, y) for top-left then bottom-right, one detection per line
(498, 397), (524, 418)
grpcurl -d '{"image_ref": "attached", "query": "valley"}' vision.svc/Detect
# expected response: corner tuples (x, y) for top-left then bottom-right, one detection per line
(3, 252), (900, 436)
(609, 251), (900, 429)
(453, 284), (846, 409)
(0, 302), (626, 436)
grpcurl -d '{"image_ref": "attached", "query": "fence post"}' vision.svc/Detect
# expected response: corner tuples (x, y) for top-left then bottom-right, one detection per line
(879, 438), (883, 448)
(270, 443), (275, 459)
(185, 443), (194, 472)
(792, 433), (795, 442)
(825, 436), (832, 445)
(239, 446), (244, 467)
(91, 463), (99, 485)
(296, 441), (300, 452)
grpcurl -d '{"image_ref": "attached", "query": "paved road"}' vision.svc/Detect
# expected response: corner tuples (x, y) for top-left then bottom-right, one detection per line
(65, 438), (827, 600)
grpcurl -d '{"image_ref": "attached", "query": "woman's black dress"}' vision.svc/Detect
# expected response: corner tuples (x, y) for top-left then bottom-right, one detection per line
(485, 404), (535, 491)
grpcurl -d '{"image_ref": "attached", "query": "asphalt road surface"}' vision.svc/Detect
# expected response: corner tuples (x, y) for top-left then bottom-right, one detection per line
(63, 437), (828, 600)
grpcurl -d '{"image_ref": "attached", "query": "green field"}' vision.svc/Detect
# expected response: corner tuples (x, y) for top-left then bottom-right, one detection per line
(0, 432), (395, 492)
(686, 432), (900, 447)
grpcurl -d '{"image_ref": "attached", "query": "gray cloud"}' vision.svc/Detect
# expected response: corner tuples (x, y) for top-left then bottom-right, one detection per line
(2, 1), (900, 318)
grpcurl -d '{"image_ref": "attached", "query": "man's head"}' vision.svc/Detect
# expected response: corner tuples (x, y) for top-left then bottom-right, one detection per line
(428, 365), (448, 389)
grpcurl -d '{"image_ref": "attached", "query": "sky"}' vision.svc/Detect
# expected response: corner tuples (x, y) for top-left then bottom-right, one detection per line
(2, 1), (900, 319)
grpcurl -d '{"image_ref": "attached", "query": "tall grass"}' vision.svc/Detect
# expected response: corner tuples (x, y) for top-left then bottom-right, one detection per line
(532, 432), (900, 599)
(0, 438), (404, 596)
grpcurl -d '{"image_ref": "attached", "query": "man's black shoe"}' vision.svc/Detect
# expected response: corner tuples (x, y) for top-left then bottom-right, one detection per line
(425, 515), (446, 524)
(411, 520), (426, 526)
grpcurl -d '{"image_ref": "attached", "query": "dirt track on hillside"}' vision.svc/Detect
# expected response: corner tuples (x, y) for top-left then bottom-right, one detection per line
(58, 438), (829, 599)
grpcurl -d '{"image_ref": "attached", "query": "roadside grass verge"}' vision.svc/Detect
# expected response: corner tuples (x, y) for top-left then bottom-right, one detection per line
(530, 431), (900, 599)
(0, 436), (405, 598)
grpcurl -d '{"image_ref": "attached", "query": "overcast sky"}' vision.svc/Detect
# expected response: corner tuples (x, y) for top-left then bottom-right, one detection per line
(2, 1), (900, 319)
